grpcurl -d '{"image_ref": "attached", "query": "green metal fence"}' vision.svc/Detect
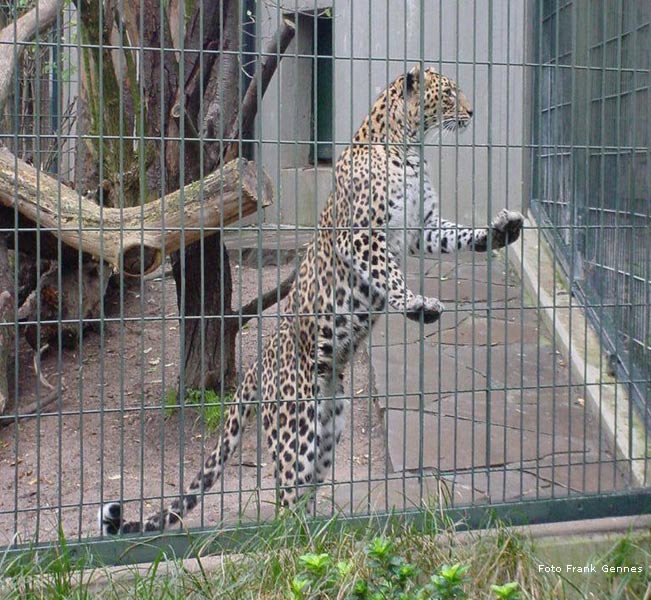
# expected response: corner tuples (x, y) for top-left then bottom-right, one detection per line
(0, 0), (650, 568)
(531, 0), (651, 438)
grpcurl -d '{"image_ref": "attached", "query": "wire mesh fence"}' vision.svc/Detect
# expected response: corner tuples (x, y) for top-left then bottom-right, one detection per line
(532, 0), (651, 426)
(0, 0), (649, 565)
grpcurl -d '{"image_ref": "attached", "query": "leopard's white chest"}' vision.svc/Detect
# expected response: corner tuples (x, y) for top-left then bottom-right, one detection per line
(387, 155), (439, 260)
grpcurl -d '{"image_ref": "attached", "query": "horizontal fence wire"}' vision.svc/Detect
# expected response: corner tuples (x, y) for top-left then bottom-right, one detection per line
(0, 0), (648, 566)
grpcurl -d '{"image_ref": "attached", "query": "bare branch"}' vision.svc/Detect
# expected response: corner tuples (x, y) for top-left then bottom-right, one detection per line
(239, 269), (296, 327)
(0, 287), (12, 415)
(219, 18), (299, 323)
(0, 0), (64, 114)
(0, 387), (61, 428)
(222, 18), (296, 164)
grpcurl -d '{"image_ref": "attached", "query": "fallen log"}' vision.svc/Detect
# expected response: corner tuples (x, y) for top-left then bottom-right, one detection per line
(0, 147), (273, 276)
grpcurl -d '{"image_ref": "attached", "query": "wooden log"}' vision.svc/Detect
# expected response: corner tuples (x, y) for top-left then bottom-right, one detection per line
(0, 147), (273, 277)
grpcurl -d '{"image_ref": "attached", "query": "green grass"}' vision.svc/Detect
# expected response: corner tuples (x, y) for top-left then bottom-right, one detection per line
(163, 388), (234, 433)
(2, 510), (650, 599)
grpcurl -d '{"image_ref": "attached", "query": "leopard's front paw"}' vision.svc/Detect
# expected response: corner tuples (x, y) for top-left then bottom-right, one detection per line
(406, 296), (444, 324)
(491, 209), (524, 248)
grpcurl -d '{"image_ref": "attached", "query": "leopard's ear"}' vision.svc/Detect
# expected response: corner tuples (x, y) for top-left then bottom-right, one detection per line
(404, 64), (421, 96)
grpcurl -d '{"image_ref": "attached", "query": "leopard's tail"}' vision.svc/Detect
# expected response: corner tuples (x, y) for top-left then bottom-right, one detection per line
(99, 390), (256, 535)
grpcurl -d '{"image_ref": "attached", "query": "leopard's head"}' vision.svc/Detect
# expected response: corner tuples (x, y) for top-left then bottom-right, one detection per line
(404, 65), (473, 135)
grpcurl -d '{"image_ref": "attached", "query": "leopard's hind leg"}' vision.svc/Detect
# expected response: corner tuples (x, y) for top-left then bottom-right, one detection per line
(314, 388), (347, 484)
(264, 398), (320, 509)
(266, 395), (346, 511)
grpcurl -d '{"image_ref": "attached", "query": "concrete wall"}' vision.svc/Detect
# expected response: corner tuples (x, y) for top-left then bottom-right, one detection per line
(257, 0), (532, 227)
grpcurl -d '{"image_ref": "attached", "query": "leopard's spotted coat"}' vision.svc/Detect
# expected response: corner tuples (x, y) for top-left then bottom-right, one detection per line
(101, 65), (523, 534)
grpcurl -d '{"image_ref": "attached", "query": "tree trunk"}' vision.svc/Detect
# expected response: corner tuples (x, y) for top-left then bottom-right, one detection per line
(1, 0), (297, 403)
(171, 2), (298, 396)
(172, 234), (238, 391)
(170, 0), (242, 394)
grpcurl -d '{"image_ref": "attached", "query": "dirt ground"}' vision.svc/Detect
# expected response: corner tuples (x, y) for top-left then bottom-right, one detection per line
(0, 262), (386, 546)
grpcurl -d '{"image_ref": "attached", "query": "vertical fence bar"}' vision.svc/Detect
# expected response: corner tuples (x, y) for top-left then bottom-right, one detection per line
(10, 1), (19, 545)
(644, 0), (651, 488)
(581, 0), (592, 496)
(501, 0), (510, 504)
(470, 0), (479, 504)
(485, 0), (494, 503)
(596, 0), (608, 494)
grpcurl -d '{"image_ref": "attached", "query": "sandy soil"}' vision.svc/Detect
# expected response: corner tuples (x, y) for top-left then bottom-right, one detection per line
(0, 263), (386, 546)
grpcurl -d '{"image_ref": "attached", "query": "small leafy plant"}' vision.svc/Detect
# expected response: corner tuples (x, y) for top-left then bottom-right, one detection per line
(428, 562), (470, 599)
(163, 388), (233, 432)
(291, 536), (520, 599)
(491, 582), (521, 599)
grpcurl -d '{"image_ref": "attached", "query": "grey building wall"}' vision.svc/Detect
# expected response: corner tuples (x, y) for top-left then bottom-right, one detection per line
(256, 0), (532, 228)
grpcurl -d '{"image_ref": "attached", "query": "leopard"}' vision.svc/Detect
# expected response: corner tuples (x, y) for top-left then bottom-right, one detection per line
(100, 64), (524, 534)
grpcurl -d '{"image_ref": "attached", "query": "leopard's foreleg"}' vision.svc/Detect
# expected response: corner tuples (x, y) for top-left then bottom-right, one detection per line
(336, 230), (444, 324)
(412, 209), (524, 254)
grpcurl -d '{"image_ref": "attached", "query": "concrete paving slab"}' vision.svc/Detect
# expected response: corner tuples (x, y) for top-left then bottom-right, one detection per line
(525, 459), (628, 495)
(371, 343), (487, 400)
(371, 308), (470, 347)
(385, 410), (589, 472)
(442, 469), (543, 505)
(375, 392), (446, 412)
(440, 260), (515, 285)
(436, 314), (540, 346)
(371, 343), (466, 398)
(438, 342), (567, 390)
(438, 389), (595, 438)
(404, 252), (512, 283)
(406, 273), (522, 305)
(447, 457), (629, 507)
(372, 252), (627, 510)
